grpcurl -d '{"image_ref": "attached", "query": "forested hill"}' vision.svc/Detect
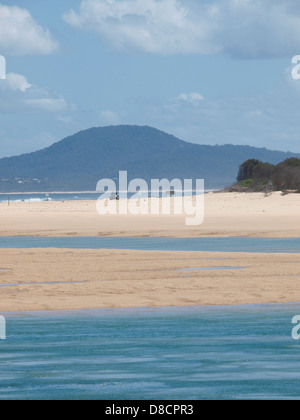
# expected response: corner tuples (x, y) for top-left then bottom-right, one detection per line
(230, 158), (300, 192)
(0, 125), (299, 192)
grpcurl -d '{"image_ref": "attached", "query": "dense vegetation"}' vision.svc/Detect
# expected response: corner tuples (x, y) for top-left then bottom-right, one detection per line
(231, 158), (300, 192)
(0, 125), (299, 192)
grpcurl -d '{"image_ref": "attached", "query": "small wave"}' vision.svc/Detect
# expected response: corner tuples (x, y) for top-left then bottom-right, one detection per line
(0, 197), (52, 203)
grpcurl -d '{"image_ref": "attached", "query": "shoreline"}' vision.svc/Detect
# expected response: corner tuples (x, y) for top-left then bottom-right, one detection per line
(3, 301), (300, 315)
(0, 189), (220, 194)
(1, 192), (300, 238)
(0, 191), (99, 195)
(0, 233), (299, 238)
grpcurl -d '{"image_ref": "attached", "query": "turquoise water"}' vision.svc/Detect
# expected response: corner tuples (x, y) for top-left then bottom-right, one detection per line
(1, 304), (300, 400)
(0, 236), (300, 253)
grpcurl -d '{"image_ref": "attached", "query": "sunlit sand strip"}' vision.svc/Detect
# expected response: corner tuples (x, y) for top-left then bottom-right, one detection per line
(0, 248), (300, 312)
(0, 192), (300, 237)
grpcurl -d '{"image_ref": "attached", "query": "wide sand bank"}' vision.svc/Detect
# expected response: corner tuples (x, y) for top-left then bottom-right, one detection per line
(1, 249), (300, 312)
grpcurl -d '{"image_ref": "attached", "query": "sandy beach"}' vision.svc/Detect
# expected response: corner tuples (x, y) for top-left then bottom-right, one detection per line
(0, 192), (300, 311)
(0, 191), (300, 238)
(0, 249), (300, 312)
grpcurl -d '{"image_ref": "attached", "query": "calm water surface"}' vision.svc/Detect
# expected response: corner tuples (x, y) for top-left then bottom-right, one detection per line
(1, 304), (300, 400)
(1, 236), (300, 253)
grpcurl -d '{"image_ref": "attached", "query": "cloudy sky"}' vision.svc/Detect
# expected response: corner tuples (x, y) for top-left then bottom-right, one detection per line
(0, 0), (300, 157)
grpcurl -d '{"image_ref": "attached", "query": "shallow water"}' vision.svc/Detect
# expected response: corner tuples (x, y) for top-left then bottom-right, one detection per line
(0, 192), (101, 203)
(1, 304), (300, 400)
(0, 236), (300, 253)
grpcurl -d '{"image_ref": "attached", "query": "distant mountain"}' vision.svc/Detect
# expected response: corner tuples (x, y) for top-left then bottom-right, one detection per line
(0, 125), (299, 192)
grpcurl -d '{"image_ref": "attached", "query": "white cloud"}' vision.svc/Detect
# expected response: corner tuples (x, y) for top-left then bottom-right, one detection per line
(6, 73), (32, 92)
(0, 73), (69, 113)
(0, 4), (58, 56)
(63, 0), (300, 58)
(176, 92), (205, 105)
(63, 0), (217, 55)
(25, 97), (68, 113)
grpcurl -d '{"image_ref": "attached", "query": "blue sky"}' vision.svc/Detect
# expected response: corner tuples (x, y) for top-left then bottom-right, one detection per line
(0, 0), (300, 157)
